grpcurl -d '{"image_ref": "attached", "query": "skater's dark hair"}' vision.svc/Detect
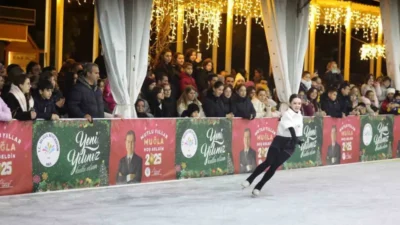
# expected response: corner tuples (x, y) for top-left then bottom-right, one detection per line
(126, 130), (136, 141)
(289, 94), (301, 103)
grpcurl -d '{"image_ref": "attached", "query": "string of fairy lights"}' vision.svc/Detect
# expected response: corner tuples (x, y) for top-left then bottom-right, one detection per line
(68, 0), (385, 59)
(67, 0), (95, 5)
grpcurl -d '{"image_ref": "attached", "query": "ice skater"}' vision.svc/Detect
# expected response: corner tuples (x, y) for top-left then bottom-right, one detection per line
(241, 94), (304, 197)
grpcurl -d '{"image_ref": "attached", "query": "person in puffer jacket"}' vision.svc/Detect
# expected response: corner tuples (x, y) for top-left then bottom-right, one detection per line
(68, 63), (104, 122)
(232, 84), (256, 120)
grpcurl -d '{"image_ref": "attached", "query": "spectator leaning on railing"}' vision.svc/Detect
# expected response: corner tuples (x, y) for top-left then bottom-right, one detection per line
(68, 63), (104, 122)
(6, 73), (36, 121)
(203, 81), (232, 118)
(34, 79), (59, 121)
(321, 88), (343, 118)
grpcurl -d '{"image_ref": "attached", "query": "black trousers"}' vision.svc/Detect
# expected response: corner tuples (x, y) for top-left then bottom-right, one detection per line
(246, 146), (292, 190)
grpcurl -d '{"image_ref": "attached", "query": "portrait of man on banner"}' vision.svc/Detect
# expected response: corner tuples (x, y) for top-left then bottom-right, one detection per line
(327, 126), (341, 165)
(240, 128), (257, 173)
(116, 130), (143, 184)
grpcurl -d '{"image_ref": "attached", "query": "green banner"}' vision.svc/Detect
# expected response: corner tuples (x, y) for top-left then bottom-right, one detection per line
(284, 117), (323, 169)
(32, 120), (111, 192)
(175, 119), (233, 179)
(360, 115), (393, 161)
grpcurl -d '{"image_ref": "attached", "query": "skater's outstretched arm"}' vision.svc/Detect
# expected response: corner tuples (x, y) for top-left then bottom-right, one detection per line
(288, 127), (303, 146)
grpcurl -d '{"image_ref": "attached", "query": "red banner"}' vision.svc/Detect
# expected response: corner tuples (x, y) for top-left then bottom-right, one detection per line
(322, 117), (360, 165)
(232, 118), (279, 174)
(0, 121), (33, 196)
(392, 116), (400, 158)
(109, 119), (176, 185)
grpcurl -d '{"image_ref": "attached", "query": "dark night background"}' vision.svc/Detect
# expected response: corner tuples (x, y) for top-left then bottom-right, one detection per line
(0, 0), (385, 85)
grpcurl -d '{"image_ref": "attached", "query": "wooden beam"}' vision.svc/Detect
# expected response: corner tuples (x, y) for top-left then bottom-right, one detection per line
(55, 0), (64, 71)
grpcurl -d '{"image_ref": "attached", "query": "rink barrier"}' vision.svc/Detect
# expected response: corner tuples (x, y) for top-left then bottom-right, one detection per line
(0, 115), (398, 196)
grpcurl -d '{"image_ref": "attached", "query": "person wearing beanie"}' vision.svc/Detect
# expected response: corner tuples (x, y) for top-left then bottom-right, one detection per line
(380, 88), (397, 114)
(181, 103), (200, 118)
(233, 73), (245, 88)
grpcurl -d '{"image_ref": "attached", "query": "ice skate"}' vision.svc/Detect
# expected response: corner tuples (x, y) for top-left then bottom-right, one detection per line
(252, 189), (260, 197)
(241, 181), (250, 189)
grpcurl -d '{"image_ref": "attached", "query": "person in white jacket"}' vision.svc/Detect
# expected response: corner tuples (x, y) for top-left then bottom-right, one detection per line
(251, 88), (270, 118)
(241, 94), (304, 197)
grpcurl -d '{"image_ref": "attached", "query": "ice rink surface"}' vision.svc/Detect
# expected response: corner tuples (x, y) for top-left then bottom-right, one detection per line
(1, 160), (400, 225)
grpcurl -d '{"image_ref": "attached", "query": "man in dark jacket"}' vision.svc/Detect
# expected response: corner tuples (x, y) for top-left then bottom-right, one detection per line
(68, 63), (104, 122)
(321, 88), (344, 118)
(337, 82), (352, 115)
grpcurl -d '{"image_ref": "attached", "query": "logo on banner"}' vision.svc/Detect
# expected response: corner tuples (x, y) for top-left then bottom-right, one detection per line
(181, 129), (198, 158)
(37, 132), (60, 167)
(145, 167), (151, 177)
(363, 123), (373, 146)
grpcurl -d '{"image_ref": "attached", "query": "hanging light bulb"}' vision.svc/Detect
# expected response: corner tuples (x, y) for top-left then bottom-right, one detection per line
(184, 0), (225, 50)
(233, 0), (263, 27)
(67, 0), (95, 5)
(360, 44), (385, 60)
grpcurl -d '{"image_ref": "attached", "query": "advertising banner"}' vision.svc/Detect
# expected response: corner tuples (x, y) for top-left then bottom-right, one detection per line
(392, 116), (400, 158)
(231, 118), (279, 174)
(284, 117), (323, 169)
(109, 119), (176, 185)
(0, 121), (33, 196)
(360, 115), (393, 161)
(175, 119), (233, 179)
(322, 117), (360, 165)
(32, 120), (111, 192)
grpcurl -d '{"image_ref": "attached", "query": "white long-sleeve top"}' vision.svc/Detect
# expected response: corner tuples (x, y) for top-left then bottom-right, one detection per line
(251, 98), (269, 118)
(276, 108), (303, 137)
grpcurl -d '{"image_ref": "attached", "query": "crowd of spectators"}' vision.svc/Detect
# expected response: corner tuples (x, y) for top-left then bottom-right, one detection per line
(0, 50), (396, 122)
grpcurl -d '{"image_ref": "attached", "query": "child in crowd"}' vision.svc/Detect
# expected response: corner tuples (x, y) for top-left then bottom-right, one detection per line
(34, 79), (60, 120)
(181, 103), (200, 118)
